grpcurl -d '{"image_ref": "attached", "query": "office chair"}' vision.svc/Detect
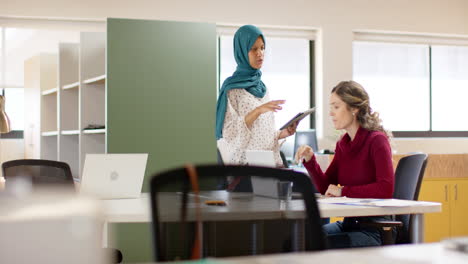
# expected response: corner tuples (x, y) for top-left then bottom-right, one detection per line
(1, 159), (123, 263)
(361, 153), (429, 245)
(216, 148), (224, 165)
(2, 159), (75, 188)
(149, 164), (327, 262)
(279, 151), (289, 168)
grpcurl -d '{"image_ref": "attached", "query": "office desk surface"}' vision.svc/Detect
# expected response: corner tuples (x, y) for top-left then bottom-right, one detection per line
(102, 191), (441, 223)
(201, 243), (467, 264)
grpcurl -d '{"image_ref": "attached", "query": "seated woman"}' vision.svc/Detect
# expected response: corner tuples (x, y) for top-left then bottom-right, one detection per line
(295, 80), (394, 248)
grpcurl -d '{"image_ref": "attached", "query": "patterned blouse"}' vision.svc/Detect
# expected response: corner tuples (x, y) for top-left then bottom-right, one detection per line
(217, 88), (283, 167)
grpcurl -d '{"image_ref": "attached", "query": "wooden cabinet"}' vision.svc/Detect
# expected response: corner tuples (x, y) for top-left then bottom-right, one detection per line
(419, 179), (451, 242)
(420, 179), (468, 242)
(449, 180), (468, 237)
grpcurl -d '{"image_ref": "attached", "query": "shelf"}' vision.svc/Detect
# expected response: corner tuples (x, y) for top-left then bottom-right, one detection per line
(41, 131), (58, 136)
(83, 75), (106, 84)
(62, 81), (80, 90)
(61, 130), (80, 135)
(42, 88), (58, 95)
(83, 129), (106, 134)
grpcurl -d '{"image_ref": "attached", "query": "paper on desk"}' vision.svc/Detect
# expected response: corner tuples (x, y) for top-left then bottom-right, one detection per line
(318, 197), (429, 207)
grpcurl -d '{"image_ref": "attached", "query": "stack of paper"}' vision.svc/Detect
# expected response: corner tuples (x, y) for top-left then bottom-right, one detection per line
(318, 197), (432, 207)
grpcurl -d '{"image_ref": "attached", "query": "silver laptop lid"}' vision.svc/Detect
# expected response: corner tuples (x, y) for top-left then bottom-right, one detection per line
(245, 150), (281, 198)
(80, 153), (148, 199)
(245, 150), (276, 167)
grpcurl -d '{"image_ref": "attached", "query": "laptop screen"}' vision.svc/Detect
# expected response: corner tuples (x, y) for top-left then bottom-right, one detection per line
(245, 150), (276, 167)
(80, 153), (148, 199)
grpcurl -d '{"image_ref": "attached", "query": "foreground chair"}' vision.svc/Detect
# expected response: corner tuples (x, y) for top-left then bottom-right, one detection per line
(149, 164), (327, 262)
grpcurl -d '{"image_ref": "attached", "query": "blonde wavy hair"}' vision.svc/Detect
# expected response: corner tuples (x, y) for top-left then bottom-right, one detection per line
(331, 81), (392, 139)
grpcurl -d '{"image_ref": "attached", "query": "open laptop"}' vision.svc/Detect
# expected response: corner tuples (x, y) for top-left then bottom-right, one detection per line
(80, 153), (148, 199)
(245, 150), (318, 198)
(245, 150), (282, 198)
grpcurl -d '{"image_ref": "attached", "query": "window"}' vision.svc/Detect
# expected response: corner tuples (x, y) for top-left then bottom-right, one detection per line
(353, 37), (468, 137)
(3, 88), (24, 131)
(431, 45), (468, 131)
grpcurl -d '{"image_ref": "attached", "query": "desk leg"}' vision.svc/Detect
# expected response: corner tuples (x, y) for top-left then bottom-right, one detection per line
(250, 221), (264, 255)
(103, 221), (108, 248)
(291, 220), (305, 251)
(204, 222), (217, 257)
(411, 213), (424, 243)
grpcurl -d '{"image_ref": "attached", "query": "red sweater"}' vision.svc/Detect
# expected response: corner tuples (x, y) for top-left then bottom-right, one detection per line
(304, 127), (394, 198)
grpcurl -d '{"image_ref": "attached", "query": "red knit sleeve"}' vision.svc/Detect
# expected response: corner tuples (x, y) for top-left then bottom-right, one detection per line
(304, 144), (340, 194)
(341, 134), (394, 198)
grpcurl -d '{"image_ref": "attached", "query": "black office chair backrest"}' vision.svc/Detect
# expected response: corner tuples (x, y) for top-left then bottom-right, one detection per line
(2, 159), (74, 189)
(216, 148), (224, 165)
(149, 164), (327, 262)
(279, 151), (289, 168)
(393, 153), (428, 243)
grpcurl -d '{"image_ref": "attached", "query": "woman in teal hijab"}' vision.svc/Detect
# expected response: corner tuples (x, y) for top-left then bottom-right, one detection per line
(215, 25), (297, 175)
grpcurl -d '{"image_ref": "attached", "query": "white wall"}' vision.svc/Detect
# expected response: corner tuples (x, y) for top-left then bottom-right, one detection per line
(2, 0), (468, 154)
(0, 139), (24, 176)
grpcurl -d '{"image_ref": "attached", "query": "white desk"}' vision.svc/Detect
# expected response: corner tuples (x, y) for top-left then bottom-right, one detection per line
(207, 243), (467, 264)
(102, 191), (440, 244)
(103, 191), (440, 222)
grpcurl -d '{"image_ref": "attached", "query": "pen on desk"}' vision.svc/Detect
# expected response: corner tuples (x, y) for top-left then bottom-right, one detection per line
(175, 192), (228, 206)
(175, 192), (219, 200)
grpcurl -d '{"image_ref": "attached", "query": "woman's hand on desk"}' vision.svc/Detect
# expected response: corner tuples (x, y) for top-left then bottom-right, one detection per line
(279, 121), (298, 139)
(295, 145), (314, 164)
(325, 184), (343, 197)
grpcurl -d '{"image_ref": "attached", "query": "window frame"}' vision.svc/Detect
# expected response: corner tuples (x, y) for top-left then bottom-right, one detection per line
(354, 31), (468, 138)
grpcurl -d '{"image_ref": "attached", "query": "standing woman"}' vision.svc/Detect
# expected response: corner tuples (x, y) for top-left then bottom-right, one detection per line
(216, 25), (296, 166)
(216, 25), (296, 189)
(296, 81), (395, 248)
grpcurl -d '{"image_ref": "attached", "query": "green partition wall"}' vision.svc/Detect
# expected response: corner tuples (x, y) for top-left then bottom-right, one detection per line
(107, 18), (217, 262)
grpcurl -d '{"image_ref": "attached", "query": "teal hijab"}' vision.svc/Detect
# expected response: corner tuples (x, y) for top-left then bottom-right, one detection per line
(215, 25), (266, 139)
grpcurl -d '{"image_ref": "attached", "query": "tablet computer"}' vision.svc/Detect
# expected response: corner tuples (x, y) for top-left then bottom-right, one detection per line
(279, 107), (316, 130)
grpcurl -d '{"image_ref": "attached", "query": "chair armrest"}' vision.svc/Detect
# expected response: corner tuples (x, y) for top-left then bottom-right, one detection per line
(360, 220), (402, 245)
(361, 220), (403, 228)
(360, 220), (403, 231)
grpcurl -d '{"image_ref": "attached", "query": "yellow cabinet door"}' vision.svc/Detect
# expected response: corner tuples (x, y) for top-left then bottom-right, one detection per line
(419, 180), (451, 242)
(450, 180), (468, 237)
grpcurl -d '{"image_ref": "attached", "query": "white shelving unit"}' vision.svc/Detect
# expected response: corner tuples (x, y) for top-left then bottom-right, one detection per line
(24, 54), (58, 160)
(39, 54), (59, 161)
(61, 130), (80, 135)
(62, 81), (80, 90)
(83, 128), (106, 134)
(83, 74), (106, 84)
(41, 88), (58, 95)
(41, 131), (59, 136)
(59, 43), (80, 179)
(25, 32), (106, 180)
(79, 32), (107, 178)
